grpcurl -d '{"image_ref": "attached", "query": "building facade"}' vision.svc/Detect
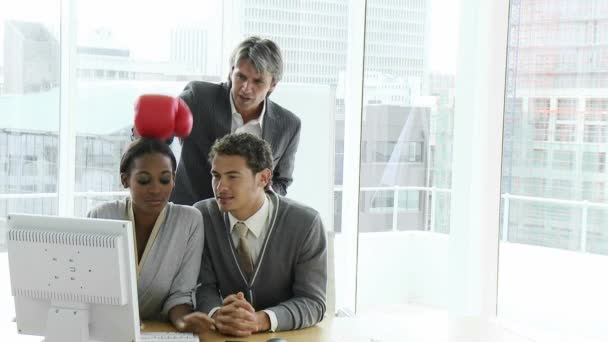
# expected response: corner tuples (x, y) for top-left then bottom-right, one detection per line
(502, 0), (608, 253)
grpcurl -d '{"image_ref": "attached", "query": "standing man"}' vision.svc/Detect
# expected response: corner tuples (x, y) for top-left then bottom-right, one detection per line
(194, 133), (326, 336)
(171, 36), (301, 205)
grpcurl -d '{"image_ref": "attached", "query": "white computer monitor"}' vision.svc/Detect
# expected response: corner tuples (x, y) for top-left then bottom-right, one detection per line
(6, 213), (140, 342)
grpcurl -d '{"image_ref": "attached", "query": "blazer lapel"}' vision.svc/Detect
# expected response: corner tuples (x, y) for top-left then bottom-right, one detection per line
(262, 101), (282, 160)
(215, 83), (233, 139)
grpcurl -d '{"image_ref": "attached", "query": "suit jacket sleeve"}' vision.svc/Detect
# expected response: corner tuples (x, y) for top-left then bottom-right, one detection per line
(271, 119), (301, 195)
(86, 209), (97, 218)
(265, 213), (327, 331)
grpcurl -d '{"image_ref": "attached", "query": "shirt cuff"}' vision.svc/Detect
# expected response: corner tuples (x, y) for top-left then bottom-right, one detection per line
(263, 309), (278, 332)
(208, 306), (220, 318)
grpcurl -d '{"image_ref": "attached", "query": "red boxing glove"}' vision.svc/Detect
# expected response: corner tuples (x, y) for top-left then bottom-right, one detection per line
(134, 95), (193, 141)
(174, 98), (193, 138)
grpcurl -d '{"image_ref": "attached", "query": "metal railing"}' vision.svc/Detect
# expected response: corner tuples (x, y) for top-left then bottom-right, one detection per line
(1, 189), (608, 252)
(0, 191), (128, 218)
(501, 193), (608, 253)
(0, 191), (128, 200)
(333, 185), (452, 232)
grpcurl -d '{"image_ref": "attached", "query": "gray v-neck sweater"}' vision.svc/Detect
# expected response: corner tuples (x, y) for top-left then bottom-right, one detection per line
(87, 199), (204, 321)
(194, 191), (327, 331)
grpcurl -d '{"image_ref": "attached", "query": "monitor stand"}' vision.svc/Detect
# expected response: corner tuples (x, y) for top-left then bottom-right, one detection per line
(44, 302), (89, 342)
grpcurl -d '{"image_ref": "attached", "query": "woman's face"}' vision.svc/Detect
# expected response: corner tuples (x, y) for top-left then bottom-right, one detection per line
(121, 152), (175, 216)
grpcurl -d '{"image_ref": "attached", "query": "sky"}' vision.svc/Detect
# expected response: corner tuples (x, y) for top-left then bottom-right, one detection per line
(0, 0), (460, 73)
(428, 0), (460, 73)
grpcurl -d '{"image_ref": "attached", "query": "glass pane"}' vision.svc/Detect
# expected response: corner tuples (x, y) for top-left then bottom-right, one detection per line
(0, 0), (61, 328)
(356, 0), (458, 314)
(0, 4), (61, 220)
(499, 0), (608, 340)
(73, 0), (346, 311)
(73, 0), (226, 215)
(232, 0), (349, 312)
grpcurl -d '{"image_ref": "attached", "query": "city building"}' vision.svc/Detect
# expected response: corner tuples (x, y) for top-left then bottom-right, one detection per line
(502, 0), (608, 253)
(170, 26), (208, 75)
(230, 0), (428, 84)
(3, 21), (59, 94)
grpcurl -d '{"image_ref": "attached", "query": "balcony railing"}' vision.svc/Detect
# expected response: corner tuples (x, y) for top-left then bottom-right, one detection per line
(334, 185), (452, 232)
(1, 188), (608, 253)
(501, 193), (608, 253)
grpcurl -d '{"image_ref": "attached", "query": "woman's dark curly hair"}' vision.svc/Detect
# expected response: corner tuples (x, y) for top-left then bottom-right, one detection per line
(120, 138), (177, 175)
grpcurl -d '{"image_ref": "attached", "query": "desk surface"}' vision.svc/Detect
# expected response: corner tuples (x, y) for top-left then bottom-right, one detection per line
(2, 314), (536, 342)
(143, 318), (368, 342)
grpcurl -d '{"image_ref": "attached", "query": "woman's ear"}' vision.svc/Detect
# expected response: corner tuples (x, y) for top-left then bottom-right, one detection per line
(120, 173), (129, 188)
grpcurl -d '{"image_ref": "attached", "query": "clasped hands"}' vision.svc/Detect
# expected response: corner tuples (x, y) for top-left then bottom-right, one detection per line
(213, 292), (271, 337)
(175, 292), (270, 337)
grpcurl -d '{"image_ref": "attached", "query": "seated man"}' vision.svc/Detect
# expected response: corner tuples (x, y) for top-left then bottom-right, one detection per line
(194, 133), (327, 336)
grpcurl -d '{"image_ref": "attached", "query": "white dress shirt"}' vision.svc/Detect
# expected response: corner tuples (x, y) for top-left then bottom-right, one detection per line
(227, 195), (272, 263)
(229, 93), (265, 137)
(209, 194), (279, 332)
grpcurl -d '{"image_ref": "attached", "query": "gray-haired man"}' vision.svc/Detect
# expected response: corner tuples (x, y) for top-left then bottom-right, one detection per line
(170, 36), (301, 205)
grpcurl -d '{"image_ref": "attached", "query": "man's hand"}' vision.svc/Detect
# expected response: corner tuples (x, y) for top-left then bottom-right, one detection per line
(212, 292), (261, 337)
(224, 294), (271, 333)
(254, 311), (271, 333)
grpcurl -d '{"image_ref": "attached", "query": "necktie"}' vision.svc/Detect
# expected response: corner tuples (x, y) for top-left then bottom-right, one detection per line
(234, 221), (254, 281)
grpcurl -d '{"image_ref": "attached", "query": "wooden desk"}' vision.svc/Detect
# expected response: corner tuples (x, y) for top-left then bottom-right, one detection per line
(2, 315), (540, 341)
(142, 317), (372, 342)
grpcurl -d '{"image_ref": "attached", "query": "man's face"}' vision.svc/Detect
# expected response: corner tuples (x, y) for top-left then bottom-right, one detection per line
(230, 59), (276, 116)
(211, 154), (270, 220)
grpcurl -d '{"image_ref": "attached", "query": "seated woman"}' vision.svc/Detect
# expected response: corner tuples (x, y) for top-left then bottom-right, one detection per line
(87, 137), (214, 335)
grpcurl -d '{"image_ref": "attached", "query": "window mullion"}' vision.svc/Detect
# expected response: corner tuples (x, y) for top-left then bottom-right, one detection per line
(58, 0), (77, 216)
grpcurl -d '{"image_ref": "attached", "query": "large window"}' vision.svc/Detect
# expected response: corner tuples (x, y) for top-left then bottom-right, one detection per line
(0, 0), (345, 317)
(354, 0), (457, 314)
(499, 0), (608, 340)
(4, 0), (605, 340)
(0, 5), (61, 222)
(1, 0), (458, 322)
(72, 0), (227, 215)
(0, 0), (61, 325)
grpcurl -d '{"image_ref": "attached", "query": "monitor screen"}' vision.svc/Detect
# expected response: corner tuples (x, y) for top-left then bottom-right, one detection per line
(6, 213), (140, 342)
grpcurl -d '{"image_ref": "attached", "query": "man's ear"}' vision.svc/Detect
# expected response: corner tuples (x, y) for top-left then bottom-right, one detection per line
(258, 168), (272, 188)
(267, 80), (278, 96)
(227, 66), (235, 85)
(120, 173), (129, 188)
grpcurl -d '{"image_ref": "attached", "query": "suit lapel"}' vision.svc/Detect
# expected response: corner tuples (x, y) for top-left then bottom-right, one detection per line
(262, 101), (282, 159)
(215, 83), (232, 138)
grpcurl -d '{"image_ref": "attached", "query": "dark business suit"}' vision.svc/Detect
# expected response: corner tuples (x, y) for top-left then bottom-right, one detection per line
(170, 81), (301, 206)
